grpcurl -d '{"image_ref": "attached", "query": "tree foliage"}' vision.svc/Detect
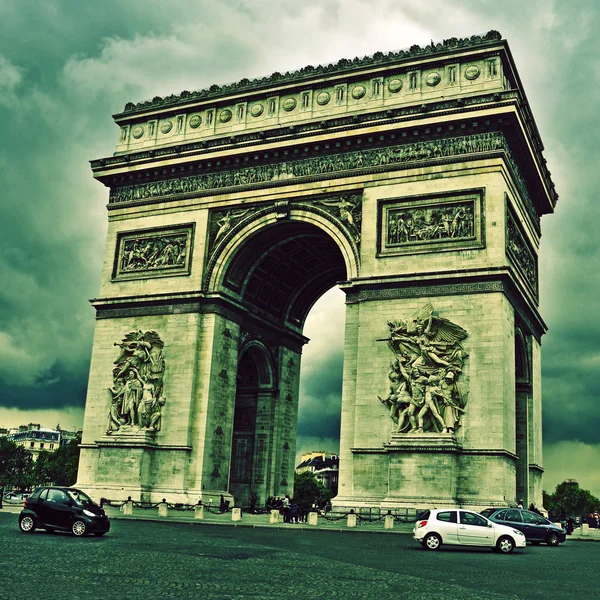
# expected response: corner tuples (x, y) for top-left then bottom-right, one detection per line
(0, 438), (80, 490)
(544, 479), (599, 516)
(293, 471), (333, 512)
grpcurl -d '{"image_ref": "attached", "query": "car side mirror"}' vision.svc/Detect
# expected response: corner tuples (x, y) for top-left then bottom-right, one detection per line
(488, 522), (493, 528)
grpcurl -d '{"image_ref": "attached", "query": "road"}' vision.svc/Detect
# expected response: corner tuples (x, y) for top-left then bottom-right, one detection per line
(0, 511), (597, 599)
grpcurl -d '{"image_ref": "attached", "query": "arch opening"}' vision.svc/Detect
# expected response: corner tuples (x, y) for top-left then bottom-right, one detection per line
(223, 219), (349, 507)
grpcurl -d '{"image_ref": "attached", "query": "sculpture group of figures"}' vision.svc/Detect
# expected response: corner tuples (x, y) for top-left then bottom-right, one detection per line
(110, 132), (506, 204)
(387, 203), (474, 245)
(107, 330), (166, 434)
(120, 235), (187, 272)
(378, 303), (468, 434)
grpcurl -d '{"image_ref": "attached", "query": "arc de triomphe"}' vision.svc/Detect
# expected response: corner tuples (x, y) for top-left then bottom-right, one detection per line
(77, 31), (556, 510)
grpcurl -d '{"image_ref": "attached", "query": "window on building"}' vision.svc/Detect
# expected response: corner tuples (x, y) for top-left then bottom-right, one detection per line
(40, 443), (44, 449)
(50, 444), (54, 450)
(30, 442), (34, 448)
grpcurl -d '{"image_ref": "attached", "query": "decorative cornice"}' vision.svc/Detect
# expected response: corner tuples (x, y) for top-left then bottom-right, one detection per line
(107, 131), (540, 231)
(118, 31), (503, 116)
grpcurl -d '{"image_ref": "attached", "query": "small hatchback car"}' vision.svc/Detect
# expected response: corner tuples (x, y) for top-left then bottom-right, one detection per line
(413, 508), (526, 553)
(19, 487), (110, 537)
(480, 508), (566, 546)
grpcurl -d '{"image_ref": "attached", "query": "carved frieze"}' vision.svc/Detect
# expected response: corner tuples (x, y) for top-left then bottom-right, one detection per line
(506, 207), (538, 297)
(377, 303), (468, 435)
(112, 224), (194, 281)
(108, 132), (538, 231)
(107, 330), (166, 435)
(379, 190), (483, 256)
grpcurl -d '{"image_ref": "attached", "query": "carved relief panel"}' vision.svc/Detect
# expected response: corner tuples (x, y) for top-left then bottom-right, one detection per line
(112, 224), (194, 281)
(506, 203), (538, 298)
(378, 189), (485, 256)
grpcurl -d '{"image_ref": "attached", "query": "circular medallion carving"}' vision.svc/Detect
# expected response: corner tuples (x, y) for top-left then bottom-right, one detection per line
(425, 72), (441, 87)
(132, 125), (144, 139)
(282, 97), (297, 112)
(351, 85), (366, 99)
(464, 65), (480, 80)
(188, 115), (202, 129)
(388, 79), (403, 93)
(219, 109), (232, 123)
(316, 91), (331, 106)
(251, 104), (264, 117)
(160, 121), (172, 134)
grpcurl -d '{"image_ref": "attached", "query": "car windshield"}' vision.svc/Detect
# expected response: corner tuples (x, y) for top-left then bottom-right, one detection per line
(66, 489), (94, 506)
(480, 508), (495, 518)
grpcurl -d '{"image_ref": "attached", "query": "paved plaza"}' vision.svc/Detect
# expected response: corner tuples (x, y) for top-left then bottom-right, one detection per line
(1, 511), (599, 600)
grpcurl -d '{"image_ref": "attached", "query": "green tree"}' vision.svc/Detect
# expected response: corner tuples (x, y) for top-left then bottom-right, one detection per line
(0, 438), (34, 490)
(544, 479), (600, 516)
(46, 439), (81, 486)
(293, 471), (332, 512)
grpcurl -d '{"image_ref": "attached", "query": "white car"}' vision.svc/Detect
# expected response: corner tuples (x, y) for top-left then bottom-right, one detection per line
(413, 508), (527, 553)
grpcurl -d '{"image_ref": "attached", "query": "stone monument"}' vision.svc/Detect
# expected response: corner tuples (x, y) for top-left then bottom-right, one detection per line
(77, 31), (556, 510)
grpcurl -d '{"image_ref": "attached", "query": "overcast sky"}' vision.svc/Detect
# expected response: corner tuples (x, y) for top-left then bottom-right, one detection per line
(1, 0), (598, 497)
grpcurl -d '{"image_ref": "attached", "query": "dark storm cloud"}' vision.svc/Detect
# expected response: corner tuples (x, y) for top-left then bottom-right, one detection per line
(0, 362), (88, 412)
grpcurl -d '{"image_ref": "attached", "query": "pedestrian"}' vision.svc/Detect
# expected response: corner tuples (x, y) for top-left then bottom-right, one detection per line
(566, 517), (574, 535)
(219, 494), (226, 513)
(282, 494), (290, 523)
(517, 499), (524, 509)
(289, 502), (300, 524)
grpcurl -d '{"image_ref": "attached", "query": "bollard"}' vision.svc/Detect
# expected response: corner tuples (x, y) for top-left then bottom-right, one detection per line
(123, 498), (134, 516)
(270, 509), (280, 524)
(384, 514), (394, 529)
(347, 513), (357, 528)
(308, 511), (319, 526)
(232, 508), (242, 521)
(194, 505), (205, 520)
(158, 500), (168, 518)
(582, 523), (590, 536)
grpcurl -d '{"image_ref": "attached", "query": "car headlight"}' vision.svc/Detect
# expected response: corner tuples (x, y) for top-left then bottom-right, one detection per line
(512, 529), (524, 536)
(83, 509), (96, 517)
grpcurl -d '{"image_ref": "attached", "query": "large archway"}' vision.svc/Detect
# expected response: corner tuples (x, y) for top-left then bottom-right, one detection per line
(215, 216), (351, 506)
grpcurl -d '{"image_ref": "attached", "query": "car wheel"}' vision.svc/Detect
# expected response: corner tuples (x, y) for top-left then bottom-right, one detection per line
(424, 533), (442, 551)
(547, 532), (560, 546)
(497, 536), (515, 554)
(19, 516), (35, 533)
(72, 520), (87, 537)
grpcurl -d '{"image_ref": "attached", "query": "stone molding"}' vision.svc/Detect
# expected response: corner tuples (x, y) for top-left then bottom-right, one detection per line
(118, 31), (503, 116)
(107, 131), (539, 231)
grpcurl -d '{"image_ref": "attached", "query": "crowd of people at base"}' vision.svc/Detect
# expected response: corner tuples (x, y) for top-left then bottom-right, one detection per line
(264, 495), (332, 524)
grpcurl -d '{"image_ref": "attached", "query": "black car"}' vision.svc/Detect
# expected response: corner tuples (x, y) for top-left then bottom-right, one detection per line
(480, 507), (565, 546)
(19, 487), (110, 537)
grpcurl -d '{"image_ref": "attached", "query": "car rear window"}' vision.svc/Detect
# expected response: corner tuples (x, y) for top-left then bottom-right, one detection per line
(416, 510), (430, 521)
(436, 511), (457, 523)
(29, 488), (43, 501)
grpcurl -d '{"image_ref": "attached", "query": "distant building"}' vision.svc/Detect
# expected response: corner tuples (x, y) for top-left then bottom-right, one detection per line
(0, 427), (8, 437)
(6, 425), (62, 461)
(296, 452), (339, 494)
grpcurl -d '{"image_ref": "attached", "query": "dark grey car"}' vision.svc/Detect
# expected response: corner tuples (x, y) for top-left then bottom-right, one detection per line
(480, 508), (566, 546)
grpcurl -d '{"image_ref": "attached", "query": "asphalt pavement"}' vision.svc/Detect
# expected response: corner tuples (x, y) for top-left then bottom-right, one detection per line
(1, 509), (599, 600)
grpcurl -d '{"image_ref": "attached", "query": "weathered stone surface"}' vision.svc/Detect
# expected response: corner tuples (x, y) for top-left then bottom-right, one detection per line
(79, 34), (555, 511)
